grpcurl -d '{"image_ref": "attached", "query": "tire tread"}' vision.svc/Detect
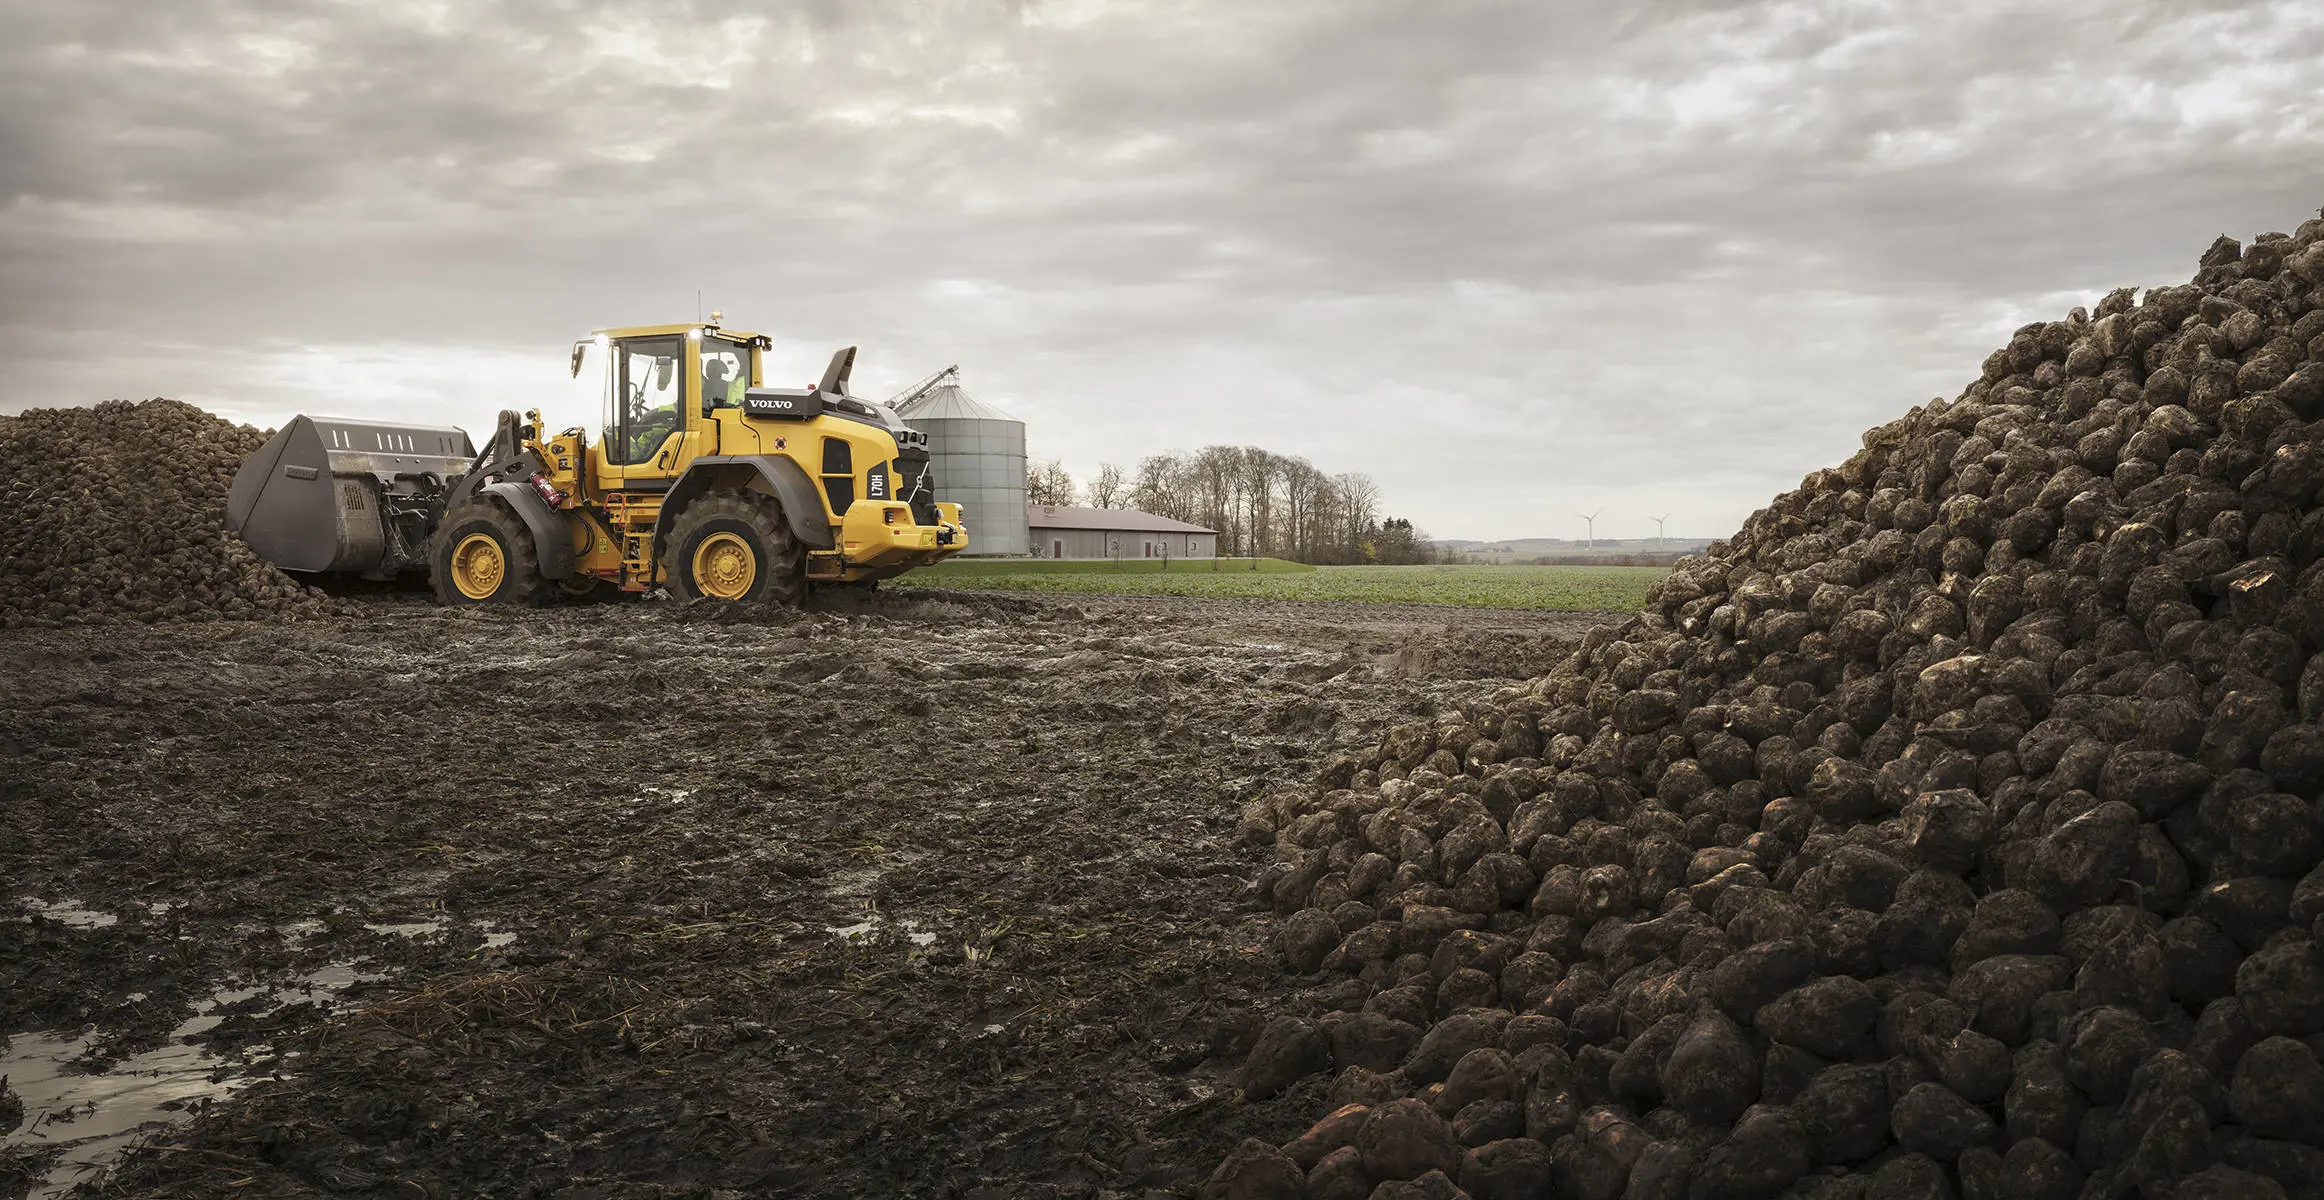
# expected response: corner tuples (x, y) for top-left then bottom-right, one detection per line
(660, 492), (803, 605)
(426, 497), (552, 606)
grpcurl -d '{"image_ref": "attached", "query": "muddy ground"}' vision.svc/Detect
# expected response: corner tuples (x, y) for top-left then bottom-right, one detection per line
(0, 589), (1622, 1200)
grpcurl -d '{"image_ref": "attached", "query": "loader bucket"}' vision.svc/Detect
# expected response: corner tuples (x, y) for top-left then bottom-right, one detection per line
(227, 415), (475, 574)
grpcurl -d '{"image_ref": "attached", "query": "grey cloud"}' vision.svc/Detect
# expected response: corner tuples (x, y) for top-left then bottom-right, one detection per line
(4, 0), (2321, 541)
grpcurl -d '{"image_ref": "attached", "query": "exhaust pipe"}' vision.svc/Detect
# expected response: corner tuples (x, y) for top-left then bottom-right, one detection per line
(227, 415), (475, 576)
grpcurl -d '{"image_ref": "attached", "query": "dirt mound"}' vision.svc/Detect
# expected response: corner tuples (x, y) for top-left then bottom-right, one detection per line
(0, 399), (325, 627)
(1230, 214), (2324, 1199)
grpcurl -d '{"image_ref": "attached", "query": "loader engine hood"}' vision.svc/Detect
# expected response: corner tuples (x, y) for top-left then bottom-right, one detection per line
(738, 386), (927, 449)
(848, 397), (929, 449)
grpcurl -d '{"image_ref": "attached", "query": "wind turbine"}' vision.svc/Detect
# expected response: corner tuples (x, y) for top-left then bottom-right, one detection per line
(1578, 509), (1602, 550)
(1650, 513), (1670, 550)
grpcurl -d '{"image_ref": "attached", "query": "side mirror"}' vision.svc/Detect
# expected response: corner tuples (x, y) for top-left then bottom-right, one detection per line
(569, 341), (588, 379)
(654, 357), (675, 390)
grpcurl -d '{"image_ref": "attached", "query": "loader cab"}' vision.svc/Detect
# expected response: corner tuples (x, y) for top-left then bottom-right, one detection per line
(569, 323), (767, 491)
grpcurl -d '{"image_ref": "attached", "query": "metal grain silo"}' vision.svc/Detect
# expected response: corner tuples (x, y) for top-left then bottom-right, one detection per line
(890, 367), (1029, 556)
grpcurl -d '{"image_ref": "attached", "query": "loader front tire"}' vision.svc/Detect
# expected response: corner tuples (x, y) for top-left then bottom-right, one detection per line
(661, 492), (803, 605)
(429, 499), (551, 607)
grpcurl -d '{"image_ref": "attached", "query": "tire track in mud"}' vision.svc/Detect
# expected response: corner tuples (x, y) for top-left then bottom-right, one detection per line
(1, 591), (1620, 1199)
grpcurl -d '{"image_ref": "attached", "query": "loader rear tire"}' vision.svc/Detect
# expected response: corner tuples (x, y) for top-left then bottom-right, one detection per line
(661, 492), (803, 605)
(428, 499), (551, 607)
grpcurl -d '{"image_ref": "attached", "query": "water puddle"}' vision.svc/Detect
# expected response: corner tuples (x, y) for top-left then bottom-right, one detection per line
(820, 863), (886, 904)
(287, 915), (506, 957)
(362, 918), (446, 939)
(19, 898), (119, 929)
(823, 915), (938, 948)
(276, 917), (327, 943)
(1, 963), (383, 1198)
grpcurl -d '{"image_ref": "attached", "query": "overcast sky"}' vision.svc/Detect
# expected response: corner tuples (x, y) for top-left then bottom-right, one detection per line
(4, 0), (2321, 541)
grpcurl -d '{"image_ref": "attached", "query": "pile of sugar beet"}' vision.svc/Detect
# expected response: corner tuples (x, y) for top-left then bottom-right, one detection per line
(1212, 216), (2324, 1200)
(0, 398), (325, 627)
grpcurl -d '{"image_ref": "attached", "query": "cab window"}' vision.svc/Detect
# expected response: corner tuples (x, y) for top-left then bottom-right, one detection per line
(701, 338), (752, 409)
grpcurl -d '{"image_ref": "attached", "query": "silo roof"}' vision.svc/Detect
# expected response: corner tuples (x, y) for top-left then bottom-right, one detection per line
(895, 381), (1020, 423)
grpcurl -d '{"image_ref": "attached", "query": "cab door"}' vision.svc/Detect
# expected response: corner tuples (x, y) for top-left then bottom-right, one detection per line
(694, 336), (756, 458)
(599, 336), (690, 490)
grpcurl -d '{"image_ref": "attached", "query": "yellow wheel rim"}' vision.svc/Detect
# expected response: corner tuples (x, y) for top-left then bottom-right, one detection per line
(449, 533), (506, 600)
(691, 531), (758, 600)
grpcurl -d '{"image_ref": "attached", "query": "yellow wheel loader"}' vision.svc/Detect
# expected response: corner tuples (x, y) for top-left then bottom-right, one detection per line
(226, 318), (967, 604)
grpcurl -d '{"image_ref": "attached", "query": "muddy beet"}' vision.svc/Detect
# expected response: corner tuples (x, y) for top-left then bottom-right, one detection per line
(0, 399), (329, 627)
(1241, 210), (2324, 1199)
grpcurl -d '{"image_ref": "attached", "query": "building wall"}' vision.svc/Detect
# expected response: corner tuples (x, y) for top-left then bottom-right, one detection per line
(1030, 529), (1216, 560)
(914, 416), (1029, 556)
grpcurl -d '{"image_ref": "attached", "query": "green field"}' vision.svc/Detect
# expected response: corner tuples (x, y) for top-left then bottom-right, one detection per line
(907, 558), (1664, 610)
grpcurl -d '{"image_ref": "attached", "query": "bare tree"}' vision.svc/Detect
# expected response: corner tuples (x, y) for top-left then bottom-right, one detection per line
(1194, 446), (1240, 554)
(1308, 478), (1342, 562)
(1279, 457), (1324, 561)
(1096, 446), (1416, 566)
(1131, 453), (1184, 520)
(1089, 463), (1127, 510)
(1240, 448), (1281, 559)
(1027, 458), (1077, 507)
(1336, 472), (1380, 562)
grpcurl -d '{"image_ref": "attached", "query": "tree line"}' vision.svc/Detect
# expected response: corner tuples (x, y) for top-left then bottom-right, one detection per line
(1024, 446), (1447, 565)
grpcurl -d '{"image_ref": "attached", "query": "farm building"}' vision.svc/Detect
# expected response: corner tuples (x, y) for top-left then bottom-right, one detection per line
(1026, 505), (1217, 561)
